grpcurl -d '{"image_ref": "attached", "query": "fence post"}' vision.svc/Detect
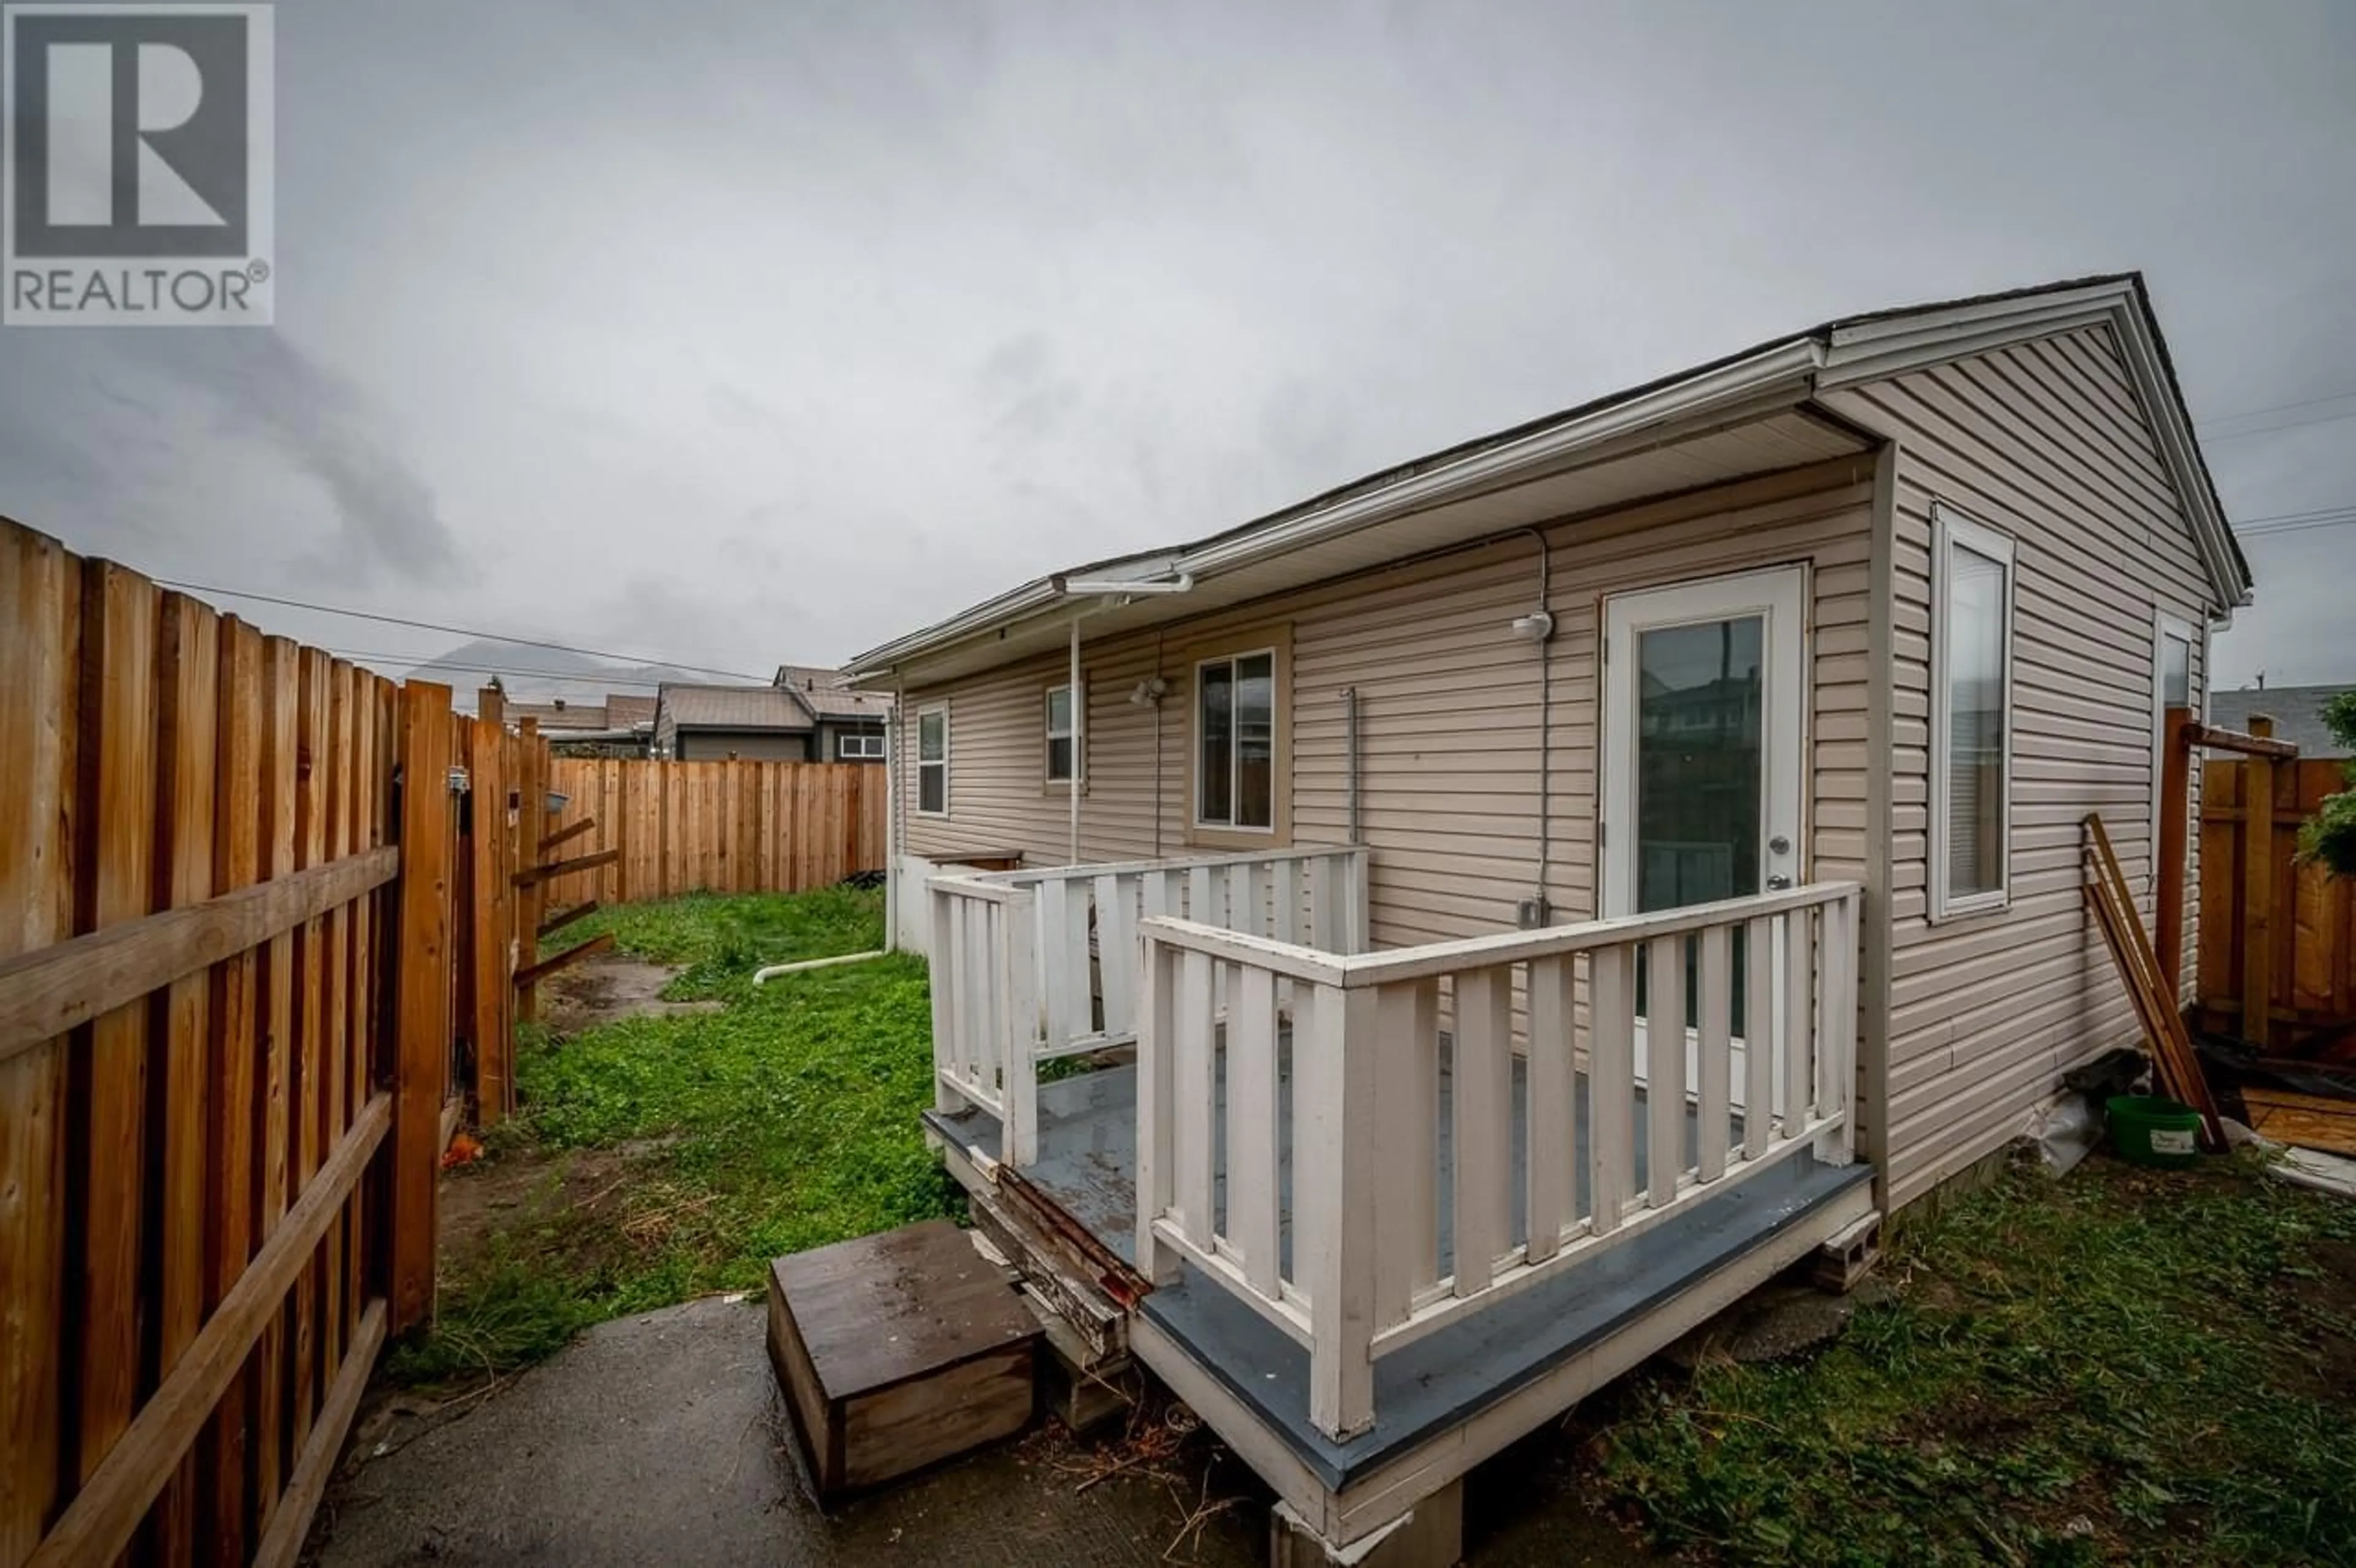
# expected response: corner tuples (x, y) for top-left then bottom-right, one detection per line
(2242, 715), (2275, 1051)
(388, 680), (452, 1334)
(2155, 705), (2193, 1001)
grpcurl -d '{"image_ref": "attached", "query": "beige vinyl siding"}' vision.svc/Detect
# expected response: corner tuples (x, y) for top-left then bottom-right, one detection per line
(900, 455), (1876, 955)
(1819, 323), (2226, 1209)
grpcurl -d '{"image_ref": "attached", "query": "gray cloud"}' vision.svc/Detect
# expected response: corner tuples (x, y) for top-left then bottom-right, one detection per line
(1, 0), (2349, 682)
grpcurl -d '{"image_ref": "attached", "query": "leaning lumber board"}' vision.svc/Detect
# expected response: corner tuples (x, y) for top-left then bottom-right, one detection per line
(0, 847), (398, 1058)
(512, 932), (612, 990)
(537, 899), (600, 940)
(2085, 815), (2225, 1148)
(537, 815), (597, 854)
(510, 847), (619, 889)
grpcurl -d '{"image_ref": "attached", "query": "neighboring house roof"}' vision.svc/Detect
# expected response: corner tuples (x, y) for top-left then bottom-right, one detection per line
(657, 683), (815, 731)
(2208, 686), (2352, 759)
(772, 664), (895, 723)
(605, 694), (657, 729)
(845, 273), (2251, 686)
(508, 698), (609, 731)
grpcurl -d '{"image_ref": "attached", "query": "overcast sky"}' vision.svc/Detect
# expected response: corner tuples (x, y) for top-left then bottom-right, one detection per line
(4, 0), (2352, 692)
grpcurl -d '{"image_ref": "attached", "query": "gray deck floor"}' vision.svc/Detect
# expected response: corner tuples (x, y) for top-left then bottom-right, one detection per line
(928, 1052), (1869, 1490)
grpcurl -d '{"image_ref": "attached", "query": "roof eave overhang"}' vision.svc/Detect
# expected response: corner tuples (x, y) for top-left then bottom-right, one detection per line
(1816, 280), (2252, 615)
(844, 339), (1827, 682)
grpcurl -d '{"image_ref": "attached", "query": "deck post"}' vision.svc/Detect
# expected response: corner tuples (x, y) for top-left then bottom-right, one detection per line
(1134, 931), (1179, 1285)
(1300, 980), (1378, 1440)
(1001, 887), (1039, 1166)
(928, 883), (966, 1113)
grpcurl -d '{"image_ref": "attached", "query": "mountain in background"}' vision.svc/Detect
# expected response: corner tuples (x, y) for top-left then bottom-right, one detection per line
(398, 638), (748, 712)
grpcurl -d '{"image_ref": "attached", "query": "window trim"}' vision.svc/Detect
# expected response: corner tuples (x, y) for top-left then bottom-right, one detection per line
(914, 702), (949, 818)
(1188, 641), (1284, 840)
(1929, 504), (2016, 922)
(835, 729), (884, 761)
(1043, 680), (1079, 788)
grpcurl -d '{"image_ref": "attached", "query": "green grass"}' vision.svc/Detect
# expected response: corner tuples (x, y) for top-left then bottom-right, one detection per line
(1593, 1156), (2356, 1566)
(388, 887), (958, 1387)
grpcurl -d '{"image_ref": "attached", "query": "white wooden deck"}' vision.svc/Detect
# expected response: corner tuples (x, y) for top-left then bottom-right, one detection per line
(926, 853), (1873, 1556)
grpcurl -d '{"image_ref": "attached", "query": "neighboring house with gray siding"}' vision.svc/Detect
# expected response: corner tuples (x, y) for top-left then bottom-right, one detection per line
(843, 274), (2254, 1563)
(2208, 684), (2352, 759)
(652, 683), (815, 761)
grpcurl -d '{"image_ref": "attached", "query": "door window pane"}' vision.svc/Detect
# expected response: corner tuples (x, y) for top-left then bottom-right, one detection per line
(2161, 633), (2192, 710)
(1636, 617), (1763, 912)
(1237, 653), (1274, 828)
(1199, 662), (1233, 823)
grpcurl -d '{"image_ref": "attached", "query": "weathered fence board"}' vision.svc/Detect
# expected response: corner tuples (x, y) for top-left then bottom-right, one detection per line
(2199, 755), (2356, 1051)
(542, 758), (885, 908)
(0, 513), (549, 1568)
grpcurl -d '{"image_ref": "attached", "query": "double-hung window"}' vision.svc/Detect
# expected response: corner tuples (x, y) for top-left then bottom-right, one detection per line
(915, 704), (949, 815)
(1196, 650), (1276, 830)
(1045, 684), (1077, 784)
(1931, 505), (2015, 918)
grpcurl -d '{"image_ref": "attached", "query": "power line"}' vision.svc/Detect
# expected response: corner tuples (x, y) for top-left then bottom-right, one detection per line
(2201, 405), (2356, 442)
(2197, 389), (2356, 426)
(155, 577), (774, 684)
(324, 651), (676, 688)
(2237, 513), (2356, 541)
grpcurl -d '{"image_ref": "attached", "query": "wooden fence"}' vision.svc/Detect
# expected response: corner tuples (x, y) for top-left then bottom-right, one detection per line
(2198, 753), (2356, 1052)
(0, 516), (549, 1567)
(539, 759), (885, 910)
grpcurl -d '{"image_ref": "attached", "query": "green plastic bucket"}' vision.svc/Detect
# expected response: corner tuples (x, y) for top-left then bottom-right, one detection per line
(2107, 1095), (2202, 1169)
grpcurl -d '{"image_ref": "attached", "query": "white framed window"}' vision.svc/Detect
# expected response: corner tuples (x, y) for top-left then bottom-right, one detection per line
(1930, 504), (2015, 920)
(1195, 648), (1276, 831)
(836, 729), (885, 760)
(1044, 683), (1077, 783)
(915, 704), (949, 816)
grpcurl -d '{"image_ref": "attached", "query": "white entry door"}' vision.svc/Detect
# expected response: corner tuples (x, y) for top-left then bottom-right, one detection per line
(1600, 566), (1807, 1101)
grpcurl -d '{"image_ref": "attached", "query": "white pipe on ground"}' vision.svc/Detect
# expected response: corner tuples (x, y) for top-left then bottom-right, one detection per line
(752, 948), (888, 985)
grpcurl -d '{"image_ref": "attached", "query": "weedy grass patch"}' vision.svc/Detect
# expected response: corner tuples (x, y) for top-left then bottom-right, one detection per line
(1593, 1155), (2356, 1566)
(389, 887), (958, 1388)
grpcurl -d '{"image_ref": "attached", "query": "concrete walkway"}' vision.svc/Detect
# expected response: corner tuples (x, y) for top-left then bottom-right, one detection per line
(314, 1296), (1649, 1566)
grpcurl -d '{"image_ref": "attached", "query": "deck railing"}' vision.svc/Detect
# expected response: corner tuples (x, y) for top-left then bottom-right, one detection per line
(1133, 880), (1861, 1441)
(928, 845), (1370, 1164)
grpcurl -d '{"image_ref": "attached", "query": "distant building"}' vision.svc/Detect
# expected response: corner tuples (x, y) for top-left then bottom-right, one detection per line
(2209, 684), (2352, 758)
(650, 670), (891, 761)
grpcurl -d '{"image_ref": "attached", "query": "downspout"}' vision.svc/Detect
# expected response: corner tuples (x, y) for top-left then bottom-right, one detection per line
(1342, 686), (1360, 844)
(1511, 528), (1554, 924)
(1069, 615), (1083, 865)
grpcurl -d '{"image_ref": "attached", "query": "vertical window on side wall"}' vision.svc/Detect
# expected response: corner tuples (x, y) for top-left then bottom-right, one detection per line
(2152, 614), (2197, 893)
(1196, 650), (1275, 829)
(1931, 505), (2015, 918)
(917, 704), (948, 815)
(1045, 683), (1076, 783)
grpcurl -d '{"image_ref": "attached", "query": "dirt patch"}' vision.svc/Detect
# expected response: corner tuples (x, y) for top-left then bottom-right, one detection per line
(539, 954), (723, 1037)
(438, 1144), (642, 1276)
(2274, 1239), (2356, 1402)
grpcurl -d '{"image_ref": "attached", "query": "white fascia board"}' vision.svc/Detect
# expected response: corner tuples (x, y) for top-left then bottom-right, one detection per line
(1174, 337), (1826, 578)
(1819, 284), (2250, 617)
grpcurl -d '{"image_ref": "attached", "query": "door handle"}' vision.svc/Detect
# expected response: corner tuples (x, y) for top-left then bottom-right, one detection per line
(1765, 873), (1792, 890)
